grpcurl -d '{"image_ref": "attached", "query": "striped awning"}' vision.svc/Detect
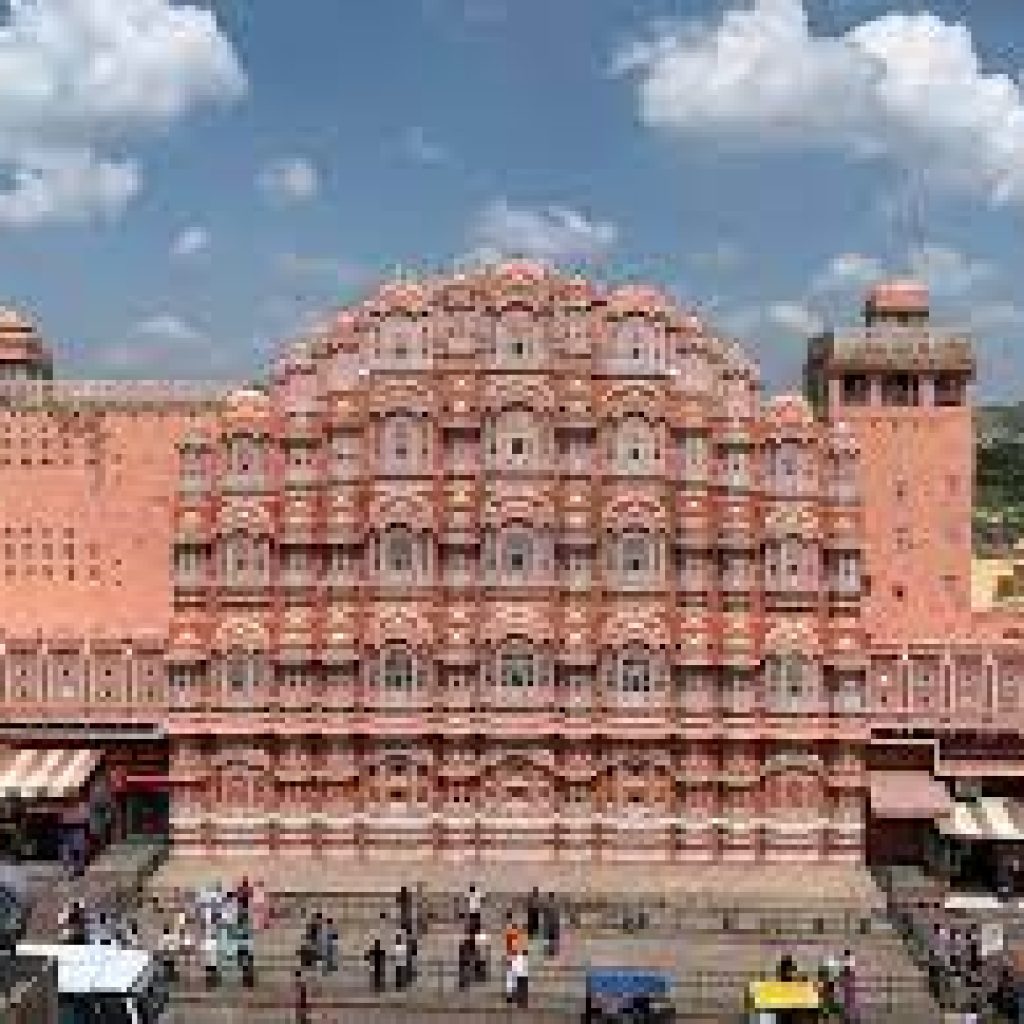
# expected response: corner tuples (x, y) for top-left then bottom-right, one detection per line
(938, 797), (1024, 842)
(0, 748), (102, 800)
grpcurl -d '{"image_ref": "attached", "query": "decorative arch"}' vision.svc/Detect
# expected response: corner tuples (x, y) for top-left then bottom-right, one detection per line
(601, 608), (669, 649)
(368, 606), (434, 648)
(601, 383), (664, 419)
(485, 377), (555, 414)
(213, 617), (269, 653)
(608, 412), (660, 472)
(371, 490), (434, 529)
(603, 493), (667, 531)
(217, 502), (272, 536)
(484, 606), (554, 646)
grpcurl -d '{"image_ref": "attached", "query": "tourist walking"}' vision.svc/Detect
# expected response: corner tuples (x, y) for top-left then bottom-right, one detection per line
(467, 883), (483, 937)
(366, 937), (386, 993)
(321, 918), (339, 975)
(526, 886), (541, 942)
(542, 891), (560, 958)
(201, 929), (219, 989)
(293, 970), (310, 1024)
(458, 934), (473, 989)
(512, 947), (529, 1008)
(838, 963), (858, 1023)
(251, 878), (270, 930)
(474, 926), (490, 982)
(394, 931), (409, 990)
(156, 925), (178, 984)
(398, 885), (413, 935)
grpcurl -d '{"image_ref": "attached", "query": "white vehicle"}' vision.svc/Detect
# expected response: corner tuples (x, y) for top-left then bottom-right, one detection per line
(16, 942), (168, 1024)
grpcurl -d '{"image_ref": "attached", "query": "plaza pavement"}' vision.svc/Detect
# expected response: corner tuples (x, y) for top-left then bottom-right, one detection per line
(150, 855), (881, 903)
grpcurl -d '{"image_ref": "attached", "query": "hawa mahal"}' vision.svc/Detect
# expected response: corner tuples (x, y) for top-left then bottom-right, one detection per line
(1, 261), (1022, 865)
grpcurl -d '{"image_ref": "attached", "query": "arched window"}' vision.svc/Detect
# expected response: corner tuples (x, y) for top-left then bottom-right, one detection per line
(493, 409), (538, 468)
(615, 416), (656, 472)
(766, 654), (815, 711)
(500, 646), (535, 689)
(618, 649), (651, 694)
(384, 529), (415, 574)
(379, 314), (425, 363)
(495, 311), (538, 365)
(381, 646), (416, 690)
(613, 317), (655, 367)
(619, 532), (653, 580)
(222, 653), (253, 697)
(381, 414), (423, 467)
(503, 531), (532, 577)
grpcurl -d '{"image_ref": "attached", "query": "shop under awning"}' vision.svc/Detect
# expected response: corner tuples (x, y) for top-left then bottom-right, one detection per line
(869, 770), (953, 820)
(0, 748), (102, 801)
(937, 797), (1024, 842)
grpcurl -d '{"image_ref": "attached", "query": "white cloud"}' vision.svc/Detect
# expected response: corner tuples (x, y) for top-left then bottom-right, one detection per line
(688, 241), (743, 272)
(812, 251), (885, 294)
(402, 126), (449, 166)
(967, 301), (1024, 332)
(767, 300), (824, 337)
(469, 199), (617, 264)
(615, 0), (1024, 207)
(134, 313), (206, 346)
(170, 225), (210, 259)
(908, 243), (992, 297)
(0, 0), (245, 227)
(258, 157), (319, 204)
(277, 251), (369, 288)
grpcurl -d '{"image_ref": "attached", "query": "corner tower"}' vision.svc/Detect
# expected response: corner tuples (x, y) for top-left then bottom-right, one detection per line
(805, 280), (975, 643)
(0, 306), (53, 381)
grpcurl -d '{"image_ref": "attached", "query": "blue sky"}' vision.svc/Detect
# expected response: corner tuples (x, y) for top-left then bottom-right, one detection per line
(0, 0), (1023, 397)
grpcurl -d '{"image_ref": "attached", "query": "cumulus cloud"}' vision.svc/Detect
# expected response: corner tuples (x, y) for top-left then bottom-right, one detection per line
(277, 251), (370, 289)
(469, 199), (617, 264)
(908, 243), (993, 297)
(812, 252), (885, 295)
(0, 0), (245, 227)
(767, 301), (824, 336)
(170, 225), (210, 259)
(688, 241), (744, 272)
(134, 313), (207, 345)
(258, 157), (319, 204)
(402, 126), (449, 166)
(614, 0), (1024, 207)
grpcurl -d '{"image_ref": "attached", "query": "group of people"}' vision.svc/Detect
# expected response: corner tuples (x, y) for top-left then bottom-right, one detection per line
(291, 881), (565, 1016)
(927, 921), (1024, 1022)
(776, 948), (859, 1021)
(499, 886), (564, 1009)
(57, 899), (143, 949)
(151, 876), (270, 988)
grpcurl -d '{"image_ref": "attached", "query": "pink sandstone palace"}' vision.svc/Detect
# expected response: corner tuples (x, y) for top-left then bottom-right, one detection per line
(0, 261), (1021, 871)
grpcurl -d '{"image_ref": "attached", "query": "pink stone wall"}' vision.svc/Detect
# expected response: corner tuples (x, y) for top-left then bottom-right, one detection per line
(0, 403), (217, 635)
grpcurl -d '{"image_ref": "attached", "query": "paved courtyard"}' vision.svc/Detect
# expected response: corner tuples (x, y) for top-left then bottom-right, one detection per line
(151, 855), (882, 902)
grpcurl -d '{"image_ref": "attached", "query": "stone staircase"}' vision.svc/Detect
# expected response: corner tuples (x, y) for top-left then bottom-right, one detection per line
(22, 840), (167, 939)
(139, 881), (940, 1022)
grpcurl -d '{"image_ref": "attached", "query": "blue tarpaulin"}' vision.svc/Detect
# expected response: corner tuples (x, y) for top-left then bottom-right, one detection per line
(586, 968), (670, 999)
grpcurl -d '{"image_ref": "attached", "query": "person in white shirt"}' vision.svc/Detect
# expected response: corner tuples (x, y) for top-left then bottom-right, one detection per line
(511, 948), (528, 1008)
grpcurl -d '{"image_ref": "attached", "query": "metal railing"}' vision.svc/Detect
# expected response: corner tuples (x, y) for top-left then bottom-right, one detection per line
(147, 888), (891, 940)
(163, 953), (934, 1020)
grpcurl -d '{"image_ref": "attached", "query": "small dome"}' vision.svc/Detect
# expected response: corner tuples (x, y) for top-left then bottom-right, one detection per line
(765, 393), (813, 427)
(606, 283), (673, 315)
(373, 279), (430, 311)
(492, 259), (548, 283)
(0, 306), (33, 332)
(866, 279), (929, 316)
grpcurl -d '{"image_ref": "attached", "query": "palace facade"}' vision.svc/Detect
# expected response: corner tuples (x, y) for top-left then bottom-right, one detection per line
(2, 263), (1023, 864)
